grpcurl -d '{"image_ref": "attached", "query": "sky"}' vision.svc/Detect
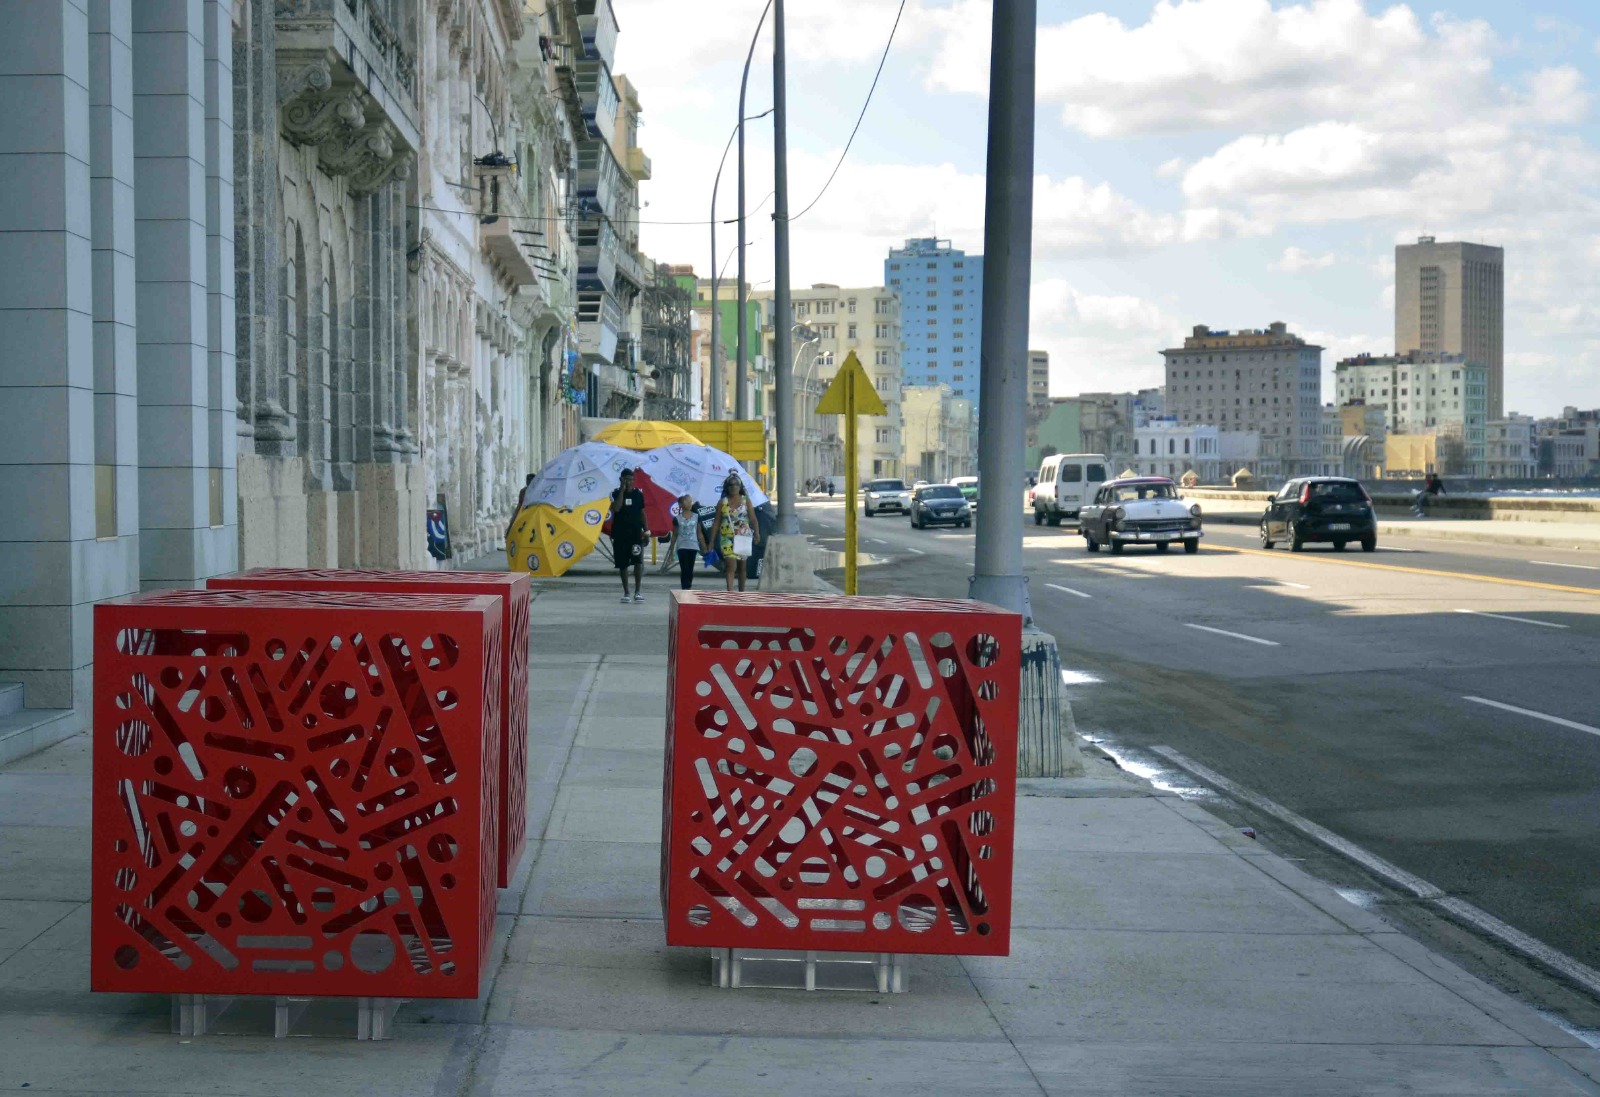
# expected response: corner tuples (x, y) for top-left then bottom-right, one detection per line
(615, 0), (1600, 417)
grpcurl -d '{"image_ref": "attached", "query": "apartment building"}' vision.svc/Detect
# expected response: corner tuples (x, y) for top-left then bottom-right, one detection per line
(1395, 236), (1505, 419)
(1161, 323), (1322, 478)
(903, 387), (978, 483)
(1334, 351), (1487, 474)
(1485, 416), (1539, 479)
(884, 239), (984, 402)
(756, 284), (904, 481)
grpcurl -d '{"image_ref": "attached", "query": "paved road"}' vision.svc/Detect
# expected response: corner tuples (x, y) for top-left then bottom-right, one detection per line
(796, 496), (1600, 1025)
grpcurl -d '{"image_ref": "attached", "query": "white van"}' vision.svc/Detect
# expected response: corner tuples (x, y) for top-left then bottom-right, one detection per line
(1034, 453), (1109, 526)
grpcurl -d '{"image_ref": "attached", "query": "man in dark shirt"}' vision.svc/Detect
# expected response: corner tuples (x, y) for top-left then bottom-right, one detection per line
(610, 468), (648, 603)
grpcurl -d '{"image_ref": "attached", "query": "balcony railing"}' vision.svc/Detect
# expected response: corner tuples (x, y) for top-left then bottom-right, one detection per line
(575, 0), (619, 68)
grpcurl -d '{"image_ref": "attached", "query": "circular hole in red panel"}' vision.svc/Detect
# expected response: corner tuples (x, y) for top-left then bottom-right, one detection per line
(351, 930), (395, 973)
(311, 888), (336, 912)
(199, 696), (227, 722)
(159, 667), (183, 689)
(319, 681), (359, 719)
(977, 680), (999, 701)
(113, 945), (139, 969)
(114, 867), (138, 892)
(323, 951), (344, 971)
(427, 834), (458, 863)
(440, 874), (456, 890)
(686, 905), (711, 927)
(385, 748), (414, 778)
(967, 633), (1000, 668)
(223, 766), (255, 799)
(435, 688), (459, 711)
(266, 639), (287, 660)
(238, 889), (272, 923)
(897, 895), (938, 933)
(425, 634), (460, 670)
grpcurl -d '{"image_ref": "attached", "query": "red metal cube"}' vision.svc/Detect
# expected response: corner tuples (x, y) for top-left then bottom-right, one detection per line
(92, 589), (501, 999)
(207, 569), (531, 887)
(663, 591), (1021, 955)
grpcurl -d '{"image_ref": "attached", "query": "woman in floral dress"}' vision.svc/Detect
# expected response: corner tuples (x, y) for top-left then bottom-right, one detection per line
(715, 475), (760, 592)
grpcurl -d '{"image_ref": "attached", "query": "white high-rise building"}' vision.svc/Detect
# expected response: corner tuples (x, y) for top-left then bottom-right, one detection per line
(1161, 323), (1323, 478)
(1334, 351), (1488, 474)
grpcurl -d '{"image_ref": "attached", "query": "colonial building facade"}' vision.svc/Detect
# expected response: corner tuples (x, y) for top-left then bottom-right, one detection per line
(0, 0), (647, 754)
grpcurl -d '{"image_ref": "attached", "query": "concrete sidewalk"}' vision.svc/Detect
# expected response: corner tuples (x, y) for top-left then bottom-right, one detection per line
(1, 571), (1598, 1093)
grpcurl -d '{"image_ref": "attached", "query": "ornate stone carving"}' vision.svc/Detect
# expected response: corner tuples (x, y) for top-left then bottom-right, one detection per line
(280, 88), (365, 147)
(276, 57), (333, 105)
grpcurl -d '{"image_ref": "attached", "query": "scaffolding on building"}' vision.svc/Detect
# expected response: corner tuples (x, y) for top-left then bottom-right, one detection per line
(640, 261), (694, 422)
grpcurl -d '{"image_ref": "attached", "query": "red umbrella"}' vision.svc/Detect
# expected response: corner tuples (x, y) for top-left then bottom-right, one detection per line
(602, 468), (677, 538)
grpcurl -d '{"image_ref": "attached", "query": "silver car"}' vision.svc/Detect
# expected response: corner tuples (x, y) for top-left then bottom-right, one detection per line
(864, 477), (911, 516)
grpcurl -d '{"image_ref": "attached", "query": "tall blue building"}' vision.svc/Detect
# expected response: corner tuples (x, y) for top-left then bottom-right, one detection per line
(885, 239), (985, 403)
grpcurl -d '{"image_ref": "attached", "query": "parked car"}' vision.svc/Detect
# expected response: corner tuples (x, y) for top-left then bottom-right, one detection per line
(1260, 477), (1376, 552)
(910, 484), (971, 529)
(1034, 453), (1109, 526)
(863, 478), (911, 516)
(912, 480), (930, 489)
(950, 476), (979, 508)
(1079, 477), (1202, 554)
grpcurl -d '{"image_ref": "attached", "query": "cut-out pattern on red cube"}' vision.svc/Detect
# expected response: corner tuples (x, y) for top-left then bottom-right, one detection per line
(207, 569), (530, 888)
(92, 589), (501, 999)
(663, 591), (1020, 956)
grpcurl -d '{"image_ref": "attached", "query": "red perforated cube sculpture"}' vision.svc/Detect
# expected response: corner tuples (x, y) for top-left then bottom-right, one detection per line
(663, 591), (1021, 956)
(92, 589), (501, 999)
(207, 569), (531, 888)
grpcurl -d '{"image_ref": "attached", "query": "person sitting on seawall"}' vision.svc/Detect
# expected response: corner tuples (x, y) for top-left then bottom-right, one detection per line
(1414, 471), (1446, 517)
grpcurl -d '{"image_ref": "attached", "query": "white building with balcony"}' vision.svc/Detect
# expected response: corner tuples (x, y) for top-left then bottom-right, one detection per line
(1486, 416), (1538, 479)
(1132, 419), (1221, 482)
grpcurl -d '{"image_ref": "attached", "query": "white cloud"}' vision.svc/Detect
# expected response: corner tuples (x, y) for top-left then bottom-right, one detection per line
(1029, 279), (1177, 393)
(1272, 246), (1336, 273)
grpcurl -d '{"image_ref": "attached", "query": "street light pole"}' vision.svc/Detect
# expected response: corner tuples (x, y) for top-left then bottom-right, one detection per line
(709, 174), (723, 420)
(736, 3), (772, 421)
(969, 0), (1036, 620)
(771, 0), (796, 535)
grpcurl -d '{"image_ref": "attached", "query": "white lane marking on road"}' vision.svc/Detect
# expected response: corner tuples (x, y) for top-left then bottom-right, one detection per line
(1531, 560), (1600, 571)
(1151, 746), (1600, 999)
(1381, 546), (1422, 553)
(907, 547), (925, 555)
(1454, 608), (1568, 630)
(1060, 668), (1102, 686)
(1046, 583), (1092, 599)
(1463, 696), (1600, 740)
(1264, 578), (1311, 589)
(1183, 623), (1280, 647)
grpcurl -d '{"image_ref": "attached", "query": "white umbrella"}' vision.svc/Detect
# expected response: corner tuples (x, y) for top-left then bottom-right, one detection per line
(637, 443), (768, 509)
(524, 441), (637, 509)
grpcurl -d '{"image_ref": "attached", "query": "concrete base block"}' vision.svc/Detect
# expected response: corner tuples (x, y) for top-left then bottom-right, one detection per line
(1018, 627), (1084, 778)
(757, 534), (816, 593)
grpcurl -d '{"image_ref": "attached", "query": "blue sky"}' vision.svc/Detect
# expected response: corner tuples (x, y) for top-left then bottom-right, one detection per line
(619, 0), (1600, 415)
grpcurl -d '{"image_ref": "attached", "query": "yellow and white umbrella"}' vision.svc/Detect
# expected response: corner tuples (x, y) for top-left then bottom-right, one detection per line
(506, 497), (610, 577)
(593, 420), (700, 451)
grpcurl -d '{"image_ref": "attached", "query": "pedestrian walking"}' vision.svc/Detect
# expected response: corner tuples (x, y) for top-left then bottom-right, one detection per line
(827, 478), (835, 499)
(672, 493), (704, 590)
(715, 475), (759, 592)
(747, 499), (777, 583)
(610, 468), (647, 603)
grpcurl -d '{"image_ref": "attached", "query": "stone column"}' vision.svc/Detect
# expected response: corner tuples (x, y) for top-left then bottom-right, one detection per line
(132, 0), (235, 587)
(238, 0), (287, 451)
(351, 191), (378, 462)
(203, 0), (237, 534)
(0, 0), (103, 715)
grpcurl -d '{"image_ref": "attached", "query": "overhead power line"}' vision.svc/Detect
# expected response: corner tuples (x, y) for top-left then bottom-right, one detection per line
(788, 0), (908, 223)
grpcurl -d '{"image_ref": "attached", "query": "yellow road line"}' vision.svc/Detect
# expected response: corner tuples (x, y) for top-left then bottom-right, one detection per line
(1209, 544), (1600, 598)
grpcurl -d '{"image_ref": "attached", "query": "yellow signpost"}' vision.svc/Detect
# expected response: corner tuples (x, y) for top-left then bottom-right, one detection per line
(815, 350), (887, 594)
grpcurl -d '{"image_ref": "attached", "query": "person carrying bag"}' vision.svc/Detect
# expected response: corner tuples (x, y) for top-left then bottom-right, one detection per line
(715, 475), (759, 592)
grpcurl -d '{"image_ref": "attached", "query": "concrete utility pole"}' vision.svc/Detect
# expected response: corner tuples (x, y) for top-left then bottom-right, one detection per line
(969, 0), (1036, 622)
(771, 0), (795, 534)
(760, 0), (813, 591)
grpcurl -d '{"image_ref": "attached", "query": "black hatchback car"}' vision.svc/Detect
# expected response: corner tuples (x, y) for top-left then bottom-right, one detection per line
(1260, 477), (1377, 552)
